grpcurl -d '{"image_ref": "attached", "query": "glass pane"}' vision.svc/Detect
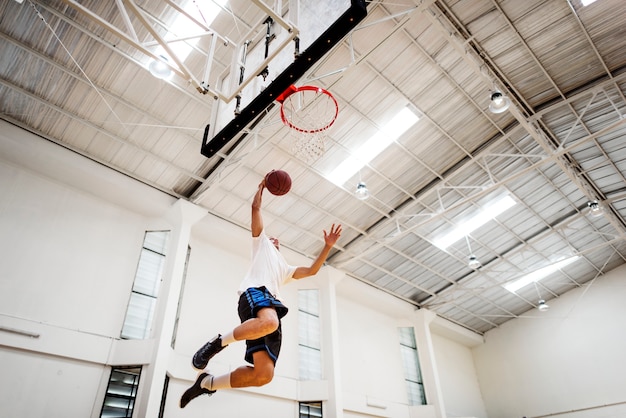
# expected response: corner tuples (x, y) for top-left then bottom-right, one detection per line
(143, 231), (169, 254)
(298, 289), (319, 316)
(171, 246), (191, 349)
(400, 345), (420, 381)
(121, 293), (156, 339)
(298, 289), (322, 381)
(133, 249), (165, 297)
(398, 326), (416, 348)
(101, 367), (141, 418)
(299, 401), (323, 418)
(299, 345), (322, 380)
(398, 327), (426, 405)
(406, 380), (426, 406)
(298, 310), (321, 349)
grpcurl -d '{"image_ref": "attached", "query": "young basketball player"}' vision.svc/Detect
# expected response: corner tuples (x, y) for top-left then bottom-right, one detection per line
(180, 178), (342, 408)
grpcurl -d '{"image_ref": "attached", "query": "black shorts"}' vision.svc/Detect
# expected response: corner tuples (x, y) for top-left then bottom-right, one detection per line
(238, 286), (289, 365)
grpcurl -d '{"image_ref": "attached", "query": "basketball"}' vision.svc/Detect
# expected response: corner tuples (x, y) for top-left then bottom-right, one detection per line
(265, 170), (292, 196)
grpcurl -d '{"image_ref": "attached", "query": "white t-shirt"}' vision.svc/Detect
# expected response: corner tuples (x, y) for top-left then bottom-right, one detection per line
(238, 230), (296, 299)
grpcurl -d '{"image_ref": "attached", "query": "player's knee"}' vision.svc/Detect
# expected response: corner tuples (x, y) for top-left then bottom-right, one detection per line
(254, 367), (274, 386)
(259, 315), (279, 334)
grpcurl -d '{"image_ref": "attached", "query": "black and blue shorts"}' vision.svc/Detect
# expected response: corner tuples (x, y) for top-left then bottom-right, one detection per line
(238, 286), (289, 365)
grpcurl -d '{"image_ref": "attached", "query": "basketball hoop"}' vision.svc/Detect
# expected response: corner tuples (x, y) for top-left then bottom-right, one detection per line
(278, 85), (338, 133)
(277, 85), (338, 162)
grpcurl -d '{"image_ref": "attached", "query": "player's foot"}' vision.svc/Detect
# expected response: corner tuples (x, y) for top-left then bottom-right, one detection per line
(192, 334), (227, 370)
(180, 372), (215, 408)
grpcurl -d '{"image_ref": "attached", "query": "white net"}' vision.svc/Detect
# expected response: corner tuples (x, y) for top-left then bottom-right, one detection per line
(290, 129), (327, 164)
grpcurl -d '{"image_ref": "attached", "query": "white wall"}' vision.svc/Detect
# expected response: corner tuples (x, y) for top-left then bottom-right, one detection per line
(0, 349), (106, 418)
(473, 264), (626, 418)
(334, 277), (486, 418)
(432, 333), (486, 418)
(336, 279), (413, 417)
(0, 121), (178, 417)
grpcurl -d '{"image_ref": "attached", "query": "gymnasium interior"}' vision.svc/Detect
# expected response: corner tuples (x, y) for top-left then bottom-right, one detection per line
(1, 0), (625, 417)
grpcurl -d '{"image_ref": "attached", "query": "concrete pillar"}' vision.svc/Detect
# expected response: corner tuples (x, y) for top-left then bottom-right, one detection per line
(318, 267), (346, 418)
(139, 199), (207, 417)
(414, 309), (446, 418)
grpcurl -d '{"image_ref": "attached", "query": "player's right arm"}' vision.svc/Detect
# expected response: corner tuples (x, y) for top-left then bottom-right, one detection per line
(292, 224), (342, 279)
(251, 180), (265, 237)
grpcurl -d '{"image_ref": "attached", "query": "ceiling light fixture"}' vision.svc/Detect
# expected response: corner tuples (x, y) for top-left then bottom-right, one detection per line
(355, 182), (370, 200)
(328, 107), (419, 185)
(434, 194), (516, 250)
(465, 236), (481, 269)
(537, 299), (550, 311)
(468, 255), (481, 269)
(488, 90), (511, 114)
(581, 0), (597, 6)
(504, 256), (579, 293)
(587, 200), (603, 217)
(149, 55), (173, 79)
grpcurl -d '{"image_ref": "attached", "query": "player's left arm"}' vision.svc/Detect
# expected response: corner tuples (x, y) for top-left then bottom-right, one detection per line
(293, 224), (342, 279)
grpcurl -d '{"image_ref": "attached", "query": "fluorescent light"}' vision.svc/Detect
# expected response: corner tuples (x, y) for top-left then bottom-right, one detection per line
(581, 0), (597, 6)
(328, 107), (419, 185)
(504, 256), (579, 293)
(433, 194), (516, 249)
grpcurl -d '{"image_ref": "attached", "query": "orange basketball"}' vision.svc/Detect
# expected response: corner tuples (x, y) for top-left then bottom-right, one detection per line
(265, 170), (292, 196)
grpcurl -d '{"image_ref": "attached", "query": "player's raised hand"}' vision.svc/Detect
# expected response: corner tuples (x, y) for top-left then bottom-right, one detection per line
(323, 223), (342, 247)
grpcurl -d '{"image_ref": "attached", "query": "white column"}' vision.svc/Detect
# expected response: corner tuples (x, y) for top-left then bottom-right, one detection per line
(139, 199), (207, 417)
(414, 309), (447, 418)
(319, 267), (346, 418)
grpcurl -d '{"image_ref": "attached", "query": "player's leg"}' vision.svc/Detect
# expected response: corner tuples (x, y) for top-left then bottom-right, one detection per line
(180, 349), (276, 408)
(192, 287), (285, 370)
(231, 315), (283, 387)
(230, 350), (275, 387)
(180, 371), (215, 408)
(192, 307), (278, 370)
(182, 292), (285, 407)
(234, 306), (279, 341)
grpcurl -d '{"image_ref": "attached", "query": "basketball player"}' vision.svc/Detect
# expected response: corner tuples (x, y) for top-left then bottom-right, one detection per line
(180, 178), (342, 408)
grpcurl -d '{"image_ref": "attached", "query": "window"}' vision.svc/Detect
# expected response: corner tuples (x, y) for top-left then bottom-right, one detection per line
(158, 375), (169, 418)
(398, 327), (427, 405)
(298, 289), (322, 380)
(100, 366), (141, 418)
(121, 231), (170, 339)
(171, 245), (191, 348)
(299, 401), (322, 418)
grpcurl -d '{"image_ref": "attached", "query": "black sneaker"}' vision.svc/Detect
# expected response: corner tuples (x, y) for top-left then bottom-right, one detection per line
(180, 372), (215, 408)
(192, 334), (227, 370)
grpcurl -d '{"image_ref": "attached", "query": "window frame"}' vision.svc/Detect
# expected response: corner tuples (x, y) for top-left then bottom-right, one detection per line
(298, 289), (322, 381)
(398, 326), (427, 406)
(121, 230), (170, 340)
(100, 365), (142, 418)
(299, 401), (323, 418)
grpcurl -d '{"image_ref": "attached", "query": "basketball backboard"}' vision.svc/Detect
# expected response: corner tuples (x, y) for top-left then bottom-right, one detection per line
(201, 0), (367, 159)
